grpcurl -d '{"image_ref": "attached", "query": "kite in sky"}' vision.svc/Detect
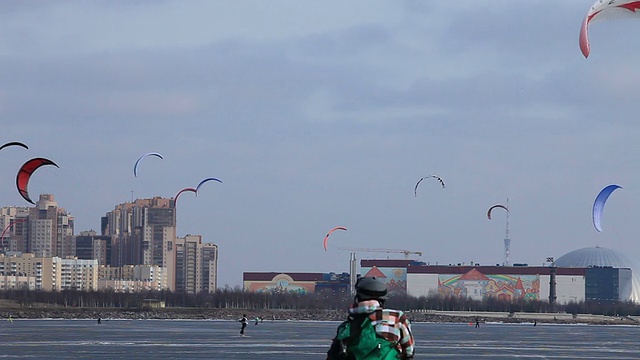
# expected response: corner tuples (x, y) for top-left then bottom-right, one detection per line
(487, 204), (508, 220)
(174, 187), (197, 206)
(195, 177), (223, 194)
(16, 157), (59, 205)
(323, 226), (348, 251)
(580, 0), (640, 58)
(0, 141), (28, 151)
(592, 184), (622, 232)
(133, 152), (163, 177)
(414, 175), (445, 197)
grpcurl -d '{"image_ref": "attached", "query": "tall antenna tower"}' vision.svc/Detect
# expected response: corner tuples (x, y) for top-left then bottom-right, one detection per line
(349, 253), (357, 296)
(504, 198), (511, 266)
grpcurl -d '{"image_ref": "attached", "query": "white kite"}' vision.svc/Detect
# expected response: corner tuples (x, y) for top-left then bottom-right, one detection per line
(580, 1), (640, 58)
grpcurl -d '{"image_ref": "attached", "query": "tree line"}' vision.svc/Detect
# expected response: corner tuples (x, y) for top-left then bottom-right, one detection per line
(0, 286), (638, 316)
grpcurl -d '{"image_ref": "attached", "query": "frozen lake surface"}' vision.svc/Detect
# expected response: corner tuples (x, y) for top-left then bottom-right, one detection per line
(0, 319), (638, 359)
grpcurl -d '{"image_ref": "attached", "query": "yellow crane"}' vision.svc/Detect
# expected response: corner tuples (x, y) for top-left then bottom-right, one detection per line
(337, 247), (423, 260)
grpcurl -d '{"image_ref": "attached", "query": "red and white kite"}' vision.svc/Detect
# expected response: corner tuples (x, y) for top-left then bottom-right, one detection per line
(580, 1), (640, 58)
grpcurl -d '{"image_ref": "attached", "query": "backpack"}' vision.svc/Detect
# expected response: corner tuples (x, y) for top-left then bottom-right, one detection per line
(326, 313), (400, 360)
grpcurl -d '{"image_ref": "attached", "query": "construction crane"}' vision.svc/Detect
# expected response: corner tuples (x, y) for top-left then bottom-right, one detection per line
(337, 247), (423, 260)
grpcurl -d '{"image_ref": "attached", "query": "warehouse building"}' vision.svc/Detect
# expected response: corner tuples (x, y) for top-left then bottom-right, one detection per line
(360, 257), (632, 304)
(243, 272), (350, 294)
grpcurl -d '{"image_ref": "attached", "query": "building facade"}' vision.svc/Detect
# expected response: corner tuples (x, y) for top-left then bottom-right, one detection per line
(360, 259), (424, 296)
(357, 260), (633, 305)
(556, 247), (640, 303)
(27, 194), (74, 258)
(243, 272), (350, 294)
(98, 264), (167, 292)
(2, 194), (218, 294)
(102, 197), (176, 290)
(1, 196), (75, 258)
(585, 266), (632, 302)
(0, 206), (29, 254)
(75, 230), (112, 266)
(406, 265), (586, 304)
(0, 253), (61, 291)
(175, 234), (218, 293)
(0, 274), (35, 290)
(60, 258), (98, 291)
(200, 241), (218, 293)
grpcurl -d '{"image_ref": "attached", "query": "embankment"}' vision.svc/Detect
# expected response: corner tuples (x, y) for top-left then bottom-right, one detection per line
(0, 307), (637, 325)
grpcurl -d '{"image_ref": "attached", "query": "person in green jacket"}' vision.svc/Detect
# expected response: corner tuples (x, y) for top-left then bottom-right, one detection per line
(327, 277), (415, 359)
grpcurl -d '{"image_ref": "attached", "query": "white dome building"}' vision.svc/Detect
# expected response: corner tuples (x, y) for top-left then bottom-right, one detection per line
(555, 246), (640, 303)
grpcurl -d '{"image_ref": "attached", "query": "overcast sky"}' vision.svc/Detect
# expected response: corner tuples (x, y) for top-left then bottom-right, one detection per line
(2, 1), (640, 287)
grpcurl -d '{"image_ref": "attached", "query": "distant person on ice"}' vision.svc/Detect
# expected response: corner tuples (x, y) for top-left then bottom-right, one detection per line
(326, 276), (415, 359)
(239, 314), (249, 336)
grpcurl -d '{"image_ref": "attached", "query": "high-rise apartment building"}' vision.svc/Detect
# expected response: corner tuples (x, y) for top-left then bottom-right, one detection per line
(102, 197), (176, 290)
(2, 194), (218, 293)
(175, 234), (218, 294)
(0, 206), (29, 253)
(27, 194), (74, 258)
(75, 230), (112, 266)
(200, 242), (218, 293)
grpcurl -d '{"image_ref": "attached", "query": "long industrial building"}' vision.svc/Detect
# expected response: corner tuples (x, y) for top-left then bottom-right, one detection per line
(362, 259), (631, 304)
(243, 272), (350, 294)
(244, 257), (633, 305)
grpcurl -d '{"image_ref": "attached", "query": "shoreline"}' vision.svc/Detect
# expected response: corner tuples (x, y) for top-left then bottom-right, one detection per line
(0, 307), (638, 326)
